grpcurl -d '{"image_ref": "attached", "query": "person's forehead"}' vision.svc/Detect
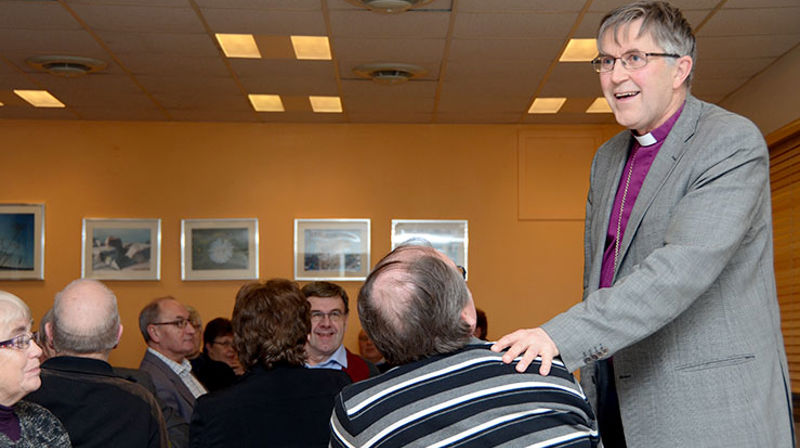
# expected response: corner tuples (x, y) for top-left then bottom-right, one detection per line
(307, 295), (345, 311)
(159, 300), (188, 318)
(600, 19), (657, 51)
(1, 318), (29, 340)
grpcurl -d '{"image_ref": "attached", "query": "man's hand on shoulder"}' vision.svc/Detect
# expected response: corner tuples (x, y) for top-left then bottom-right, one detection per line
(491, 327), (559, 375)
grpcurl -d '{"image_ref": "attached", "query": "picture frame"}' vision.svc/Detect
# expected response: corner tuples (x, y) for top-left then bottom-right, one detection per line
(391, 219), (469, 279)
(0, 203), (45, 280)
(181, 218), (259, 281)
(294, 219), (370, 281)
(82, 218), (161, 281)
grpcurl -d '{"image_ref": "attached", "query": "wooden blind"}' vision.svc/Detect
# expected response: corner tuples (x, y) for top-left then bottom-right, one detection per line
(769, 120), (800, 392)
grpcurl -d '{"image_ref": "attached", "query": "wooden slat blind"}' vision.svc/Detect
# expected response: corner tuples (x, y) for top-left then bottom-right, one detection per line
(769, 120), (800, 393)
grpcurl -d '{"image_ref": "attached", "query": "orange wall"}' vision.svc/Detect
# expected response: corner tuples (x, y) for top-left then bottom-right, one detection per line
(0, 120), (621, 367)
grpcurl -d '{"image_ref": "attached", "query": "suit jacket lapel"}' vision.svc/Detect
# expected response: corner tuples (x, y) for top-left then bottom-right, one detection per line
(614, 95), (702, 278)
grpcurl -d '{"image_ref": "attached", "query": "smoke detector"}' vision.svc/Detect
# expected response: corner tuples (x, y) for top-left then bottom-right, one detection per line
(26, 55), (107, 77)
(344, 0), (435, 14)
(352, 63), (427, 85)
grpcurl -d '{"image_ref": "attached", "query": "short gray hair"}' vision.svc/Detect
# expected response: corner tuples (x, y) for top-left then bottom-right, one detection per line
(0, 291), (31, 337)
(358, 245), (472, 365)
(598, 1), (696, 86)
(139, 296), (175, 343)
(52, 279), (120, 354)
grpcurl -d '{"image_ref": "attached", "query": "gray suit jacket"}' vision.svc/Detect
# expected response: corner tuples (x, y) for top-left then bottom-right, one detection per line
(543, 95), (793, 447)
(139, 350), (197, 425)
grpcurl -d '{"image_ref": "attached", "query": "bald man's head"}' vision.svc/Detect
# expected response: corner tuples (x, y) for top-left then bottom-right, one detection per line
(51, 279), (121, 356)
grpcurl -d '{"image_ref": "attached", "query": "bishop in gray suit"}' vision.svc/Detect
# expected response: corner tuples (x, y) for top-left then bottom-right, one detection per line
(493, 1), (793, 446)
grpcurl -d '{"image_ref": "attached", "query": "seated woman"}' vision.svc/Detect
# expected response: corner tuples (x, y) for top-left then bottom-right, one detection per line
(0, 291), (70, 447)
(191, 318), (243, 391)
(189, 279), (351, 447)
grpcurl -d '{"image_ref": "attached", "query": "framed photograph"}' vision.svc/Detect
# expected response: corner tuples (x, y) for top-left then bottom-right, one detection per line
(294, 219), (370, 281)
(0, 204), (44, 280)
(391, 219), (468, 279)
(182, 218), (259, 281)
(82, 218), (161, 281)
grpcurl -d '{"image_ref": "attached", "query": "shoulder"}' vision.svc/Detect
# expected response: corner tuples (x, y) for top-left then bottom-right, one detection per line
(15, 401), (71, 447)
(683, 96), (765, 151)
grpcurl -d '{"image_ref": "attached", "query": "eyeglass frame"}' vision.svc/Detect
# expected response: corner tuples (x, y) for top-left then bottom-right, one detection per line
(310, 310), (346, 323)
(0, 332), (35, 350)
(591, 51), (681, 73)
(211, 339), (235, 347)
(150, 318), (191, 330)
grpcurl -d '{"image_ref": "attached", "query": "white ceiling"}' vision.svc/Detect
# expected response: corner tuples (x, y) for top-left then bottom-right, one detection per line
(0, 0), (797, 124)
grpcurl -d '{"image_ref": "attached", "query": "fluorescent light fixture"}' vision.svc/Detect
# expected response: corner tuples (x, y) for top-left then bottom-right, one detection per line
(248, 94), (284, 112)
(309, 96), (342, 113)
(216, 33), (261, 58)
(290, 36), (331, 60)
(0, 101), (4, 107)
(14, 89), (65, 108)
(560, 38), (598, 62)
(528, 97), (567, 114)
(586, 97), (613, 113)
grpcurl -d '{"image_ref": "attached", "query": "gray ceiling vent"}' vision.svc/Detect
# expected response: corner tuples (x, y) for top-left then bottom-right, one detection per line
(26, 55), (107, 77)
(344, 0), (435, 14)
(352, 63), (427, 85)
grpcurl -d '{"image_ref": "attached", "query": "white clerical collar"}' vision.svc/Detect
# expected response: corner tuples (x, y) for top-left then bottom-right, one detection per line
(633, 132), (657, 146)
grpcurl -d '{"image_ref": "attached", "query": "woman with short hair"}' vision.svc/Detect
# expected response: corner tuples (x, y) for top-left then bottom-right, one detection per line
(0, 291), (71, 447)
(189, 279), (350, 447)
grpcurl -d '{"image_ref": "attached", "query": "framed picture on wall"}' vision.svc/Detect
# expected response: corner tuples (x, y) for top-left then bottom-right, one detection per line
(82, 218), (161, 281)
(181, 218), (259, 281)
(0, 203), (45, 280)
(294, 219), (370, 281)
(391, 219), (469, 279)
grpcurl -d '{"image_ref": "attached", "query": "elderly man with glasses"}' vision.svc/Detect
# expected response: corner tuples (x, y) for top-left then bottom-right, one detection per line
(139, 296), (206, 425)
(493, 1), (793, 447)
(302, 281), (379, 383)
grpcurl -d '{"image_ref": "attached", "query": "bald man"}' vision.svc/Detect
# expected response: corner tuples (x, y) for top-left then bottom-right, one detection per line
(25, 279), (168, 448)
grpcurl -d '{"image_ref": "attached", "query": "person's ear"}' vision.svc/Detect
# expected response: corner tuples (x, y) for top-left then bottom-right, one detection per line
(147, 324), (160, 343)
(45, 321), (55, 346)
(673, 55), (692, 89)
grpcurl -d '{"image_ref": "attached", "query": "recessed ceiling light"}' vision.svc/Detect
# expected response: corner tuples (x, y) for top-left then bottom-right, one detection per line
(13, 90), (65, 108)
(290, 36), (331, 60)
(528, 97), (567, 114)
(586, 97), (613, 113)
(26, 55), (107, 77)
(344, 0), (435, 13)
(309, 96), (342, 113)
(560, 39), (598, 62)
(248, 94), (284, 112)
(216, 34), (261, 59)
(352, 63), (427, 85)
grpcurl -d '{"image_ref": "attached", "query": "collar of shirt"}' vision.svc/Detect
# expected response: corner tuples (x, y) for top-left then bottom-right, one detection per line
(306, 344), (348, 370)
(148, 347), (192, 376)
(631, 101), (686, 147)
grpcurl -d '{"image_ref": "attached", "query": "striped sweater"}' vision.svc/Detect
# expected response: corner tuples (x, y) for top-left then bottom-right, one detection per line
(330, 341), (599, 448)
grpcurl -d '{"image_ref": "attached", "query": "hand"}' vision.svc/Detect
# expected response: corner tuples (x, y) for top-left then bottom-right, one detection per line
(491, 327), (559, 375)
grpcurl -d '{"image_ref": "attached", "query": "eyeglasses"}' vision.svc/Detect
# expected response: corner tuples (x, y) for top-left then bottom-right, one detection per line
(212, 339), (234, 347)
(591, 50), (680, 73)
(310, 310), (345, 324)
(456, 265), (467, 280)
(0, 332), (34, 350)
(151, 318), (191, 330)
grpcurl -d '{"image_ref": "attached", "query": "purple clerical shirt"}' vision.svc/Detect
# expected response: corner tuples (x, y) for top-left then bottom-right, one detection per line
(599, 103), (685, 288)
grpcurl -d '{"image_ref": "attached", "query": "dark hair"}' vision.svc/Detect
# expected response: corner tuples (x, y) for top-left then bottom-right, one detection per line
(358, 246), (473, 365)
(203, 317), (233, 353)
(233, 279), (309, 369)
(138, 296), (176, 343)
(301, 281), (349, 314)
(475, 308), (488, 340)
(598, 1), (696, 86)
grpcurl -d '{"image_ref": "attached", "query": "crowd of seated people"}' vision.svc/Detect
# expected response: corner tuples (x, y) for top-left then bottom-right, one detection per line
(1, 245), (595, 447)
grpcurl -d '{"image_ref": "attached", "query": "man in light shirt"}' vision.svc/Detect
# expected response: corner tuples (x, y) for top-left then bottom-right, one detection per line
(138, 296), (206, 424)
(302, 281), (377, 382)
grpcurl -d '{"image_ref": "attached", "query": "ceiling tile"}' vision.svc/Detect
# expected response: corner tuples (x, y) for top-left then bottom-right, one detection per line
(340, 79), (437, 98)
(436, 94), (529, 113)
(575, 10), (710, 38)
(435, 111), (522, 123)
(589, 0), (720, 12)
(345, 96), (434, 113)
(230, 59), (336, 79)
(0, 2), (82, 30)
(239, 75), (339, 96)
(118, 54), (230, 77)
(697, 35), (799, 60)
(332, 37), (445, 62)
(69, 4), (205, 33)
(97, 31), (219, 56)
(135, 75), (242, 96)
(698, 7), (800, 36)
(339, 59), (439, 81)
(694, 58), (775, 80)
(197, 0), (321, 10)
(70, 105), (167, 121)
(691, 77), (749, 97)
(329, 10), (451, 38)
(443, 59), (547, 83)
(459, 0), (586, 12)
(347, 111), (433, 123)
(537, 62), (602, 97)
(201, 9), (327, 34)
(453, 12), (576, 39)
(448, 38), (563, 61)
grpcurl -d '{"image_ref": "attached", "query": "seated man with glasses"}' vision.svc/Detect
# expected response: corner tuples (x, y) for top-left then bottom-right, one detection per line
(302, 281), (379, 383)
(139, 296), (207, 425)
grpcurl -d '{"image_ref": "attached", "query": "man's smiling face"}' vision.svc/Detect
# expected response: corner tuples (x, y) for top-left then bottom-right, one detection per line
(306, 295), (347, 363)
